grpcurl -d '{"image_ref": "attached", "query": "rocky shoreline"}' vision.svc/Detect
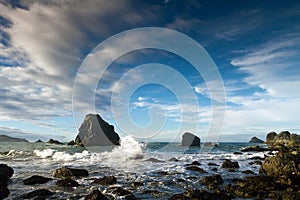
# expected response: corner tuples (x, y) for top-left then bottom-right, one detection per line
(1, 131), (300, 199)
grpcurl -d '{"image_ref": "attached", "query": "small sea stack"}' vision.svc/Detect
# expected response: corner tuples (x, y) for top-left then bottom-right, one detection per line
(181, 132), (201, 147)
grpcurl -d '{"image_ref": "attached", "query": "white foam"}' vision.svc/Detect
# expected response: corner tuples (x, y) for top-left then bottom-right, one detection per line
(34, 149), (55, 158)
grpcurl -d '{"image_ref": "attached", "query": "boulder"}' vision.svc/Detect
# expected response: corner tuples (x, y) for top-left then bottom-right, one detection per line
(85, 189), (109, 200)
(200, 174), (223, 190)
(0, 164), (14, 185)
(222, 159), (239, 168)
(0, 185), (9, 199)
(106, 187), (136, 200)
(53, 166), (89, 178)
(20, 189), (54, 199)
(181, 132), (200, 147)
(56, 178), (79, 187)
(67, 140), (76, 146)
(75, 114), (120, 146)
(266, 131), (277, 143)
(261, 150), (300, 185)
(23, 175), (52, 185)
(249, 136), (264, 143)
(93, 176), (117, 185)
(186, 166), (206, 173)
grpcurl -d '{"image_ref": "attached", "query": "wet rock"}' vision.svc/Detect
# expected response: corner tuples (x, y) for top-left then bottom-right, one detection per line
(0, 164), (14, 185)
(0, 185), (9, 199)
(155, 171), (169, 176)
(186, 166), (206, 173)
(53, 166), (89, 178)
(93, 176), (117, 185)
(169, 188), (231, 200)
(23, 175), (52, 185)
(185, 161), (201, 166)
(232, 176), (276, 199)
(242, 170), (255, 174)
(85, 189), (109, 200)
(261, 150), (300, 185)
(67, 140), (76, 146)
(141, 189), (164, 198)
(145, 158), (165, 163)
(169, 157), (179, 162)
(249, 156), (264, 160)
(47, 138), (63, 145)
(241, 145), (268, 152)
(56, 178), (79, 187)
(75, 114), (120, 146)
(221, 159), (239, 168)
(208, 162), (218, 166)
(131, 181), (144, 187)
(233, 151), (243, 155)
(249, 136), (264, 143)
(106, 187), (136, 200)
(211, 167), (218, 171)
(200, 174), (223, 190)
(181, 132), (200, 147)
(20, 189), (54, 199)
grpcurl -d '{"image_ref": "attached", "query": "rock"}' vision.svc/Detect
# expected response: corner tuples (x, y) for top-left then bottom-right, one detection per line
(249, 136), (264, 143)
(23, 175), (52, 185)
(241, 170), (255, 174)
(20, 189), (54, 199)
(248, 160), (262, 165)
(261, 150), (300, 185)
(67, 140), (76, 146)
(0, 134), (28, 142)
(75, 114), (120, 146)
(233, 152), (243, 155)
(168, 157), (179, 162)
(241, 145), (268, 152)
(185, 161), (201, 166)
(56, 178), (79, 187)
(131, 181), (144, 187)
(93, 176), (117, 185)
(53, 166), (89, 178)
(47, 138), (63, 145)
(208, 162), (218, 166)
(0, 164), (14, 185)
(85, 189), (109, 200)
(249, 156), (264, 160)
(106, 187), (136, 200)
(186, 166), (206, 173)
(221, 159), (239, 168)
(169, 188), (231, 200)
(200, 174), (223, 190)
(203, 142), (218, 147)
(266, 131), (277, 143)
(35, 139), (43, 143)
(231, 176), (276, 199)
(155, 171), (169, 176)
(145, 158), (165, 163)
(181, 132), (200, 146)
(0, 185), (9, 199)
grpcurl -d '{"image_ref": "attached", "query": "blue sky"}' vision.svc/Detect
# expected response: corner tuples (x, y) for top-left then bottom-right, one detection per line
(0, 0), (300, 142)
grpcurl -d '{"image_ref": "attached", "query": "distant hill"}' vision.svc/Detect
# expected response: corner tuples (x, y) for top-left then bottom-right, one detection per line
(0, 135), (28, 142)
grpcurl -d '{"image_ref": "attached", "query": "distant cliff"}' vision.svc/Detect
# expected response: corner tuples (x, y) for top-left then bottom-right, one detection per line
(0, 135), (28, 142)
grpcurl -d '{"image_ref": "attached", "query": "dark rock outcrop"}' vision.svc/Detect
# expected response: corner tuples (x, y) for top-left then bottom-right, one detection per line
(261, 150), (300, 185)
(106, 187), (136, 200)
(169, 188), (231, 200)
(47, 139), (63, 145)
(0, 164), (14, 185)
(181, 132), (200, 147)
(266, 131), (277, 143)
(265, 131), (300, 150)
(35, 139), (43, 143)
(249, 136), (264, 143)
(0, 185), (10, 199)
(241, 145), (268, 152)
(75, 114), (120, 146)
(186, 166), (206, 173)
(20, 189), (54, 199)
(53, 166), (89, 178)
(67, 140), (76, 146)
(23, 175), (52, 185)
(85, 189), (109, 200)
(0, 135), (28, 142)
(200, 174), (223, 190)
(56, 178), (79, 187)
(93, 176), (117, 185)
(222, 159), (239, 168)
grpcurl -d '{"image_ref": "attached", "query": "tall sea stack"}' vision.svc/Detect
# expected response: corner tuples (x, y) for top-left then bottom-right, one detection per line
(75, 114), (120, 147)
(181, 132), (201, 147)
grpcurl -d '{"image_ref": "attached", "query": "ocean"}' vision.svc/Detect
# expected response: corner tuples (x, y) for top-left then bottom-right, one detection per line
(0, 136), (268, 199)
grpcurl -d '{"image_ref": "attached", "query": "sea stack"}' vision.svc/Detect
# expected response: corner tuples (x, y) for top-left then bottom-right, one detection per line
(249, 136), (264, 143)
(181, 132), (201, 147)
(75, 114), (120, 147)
